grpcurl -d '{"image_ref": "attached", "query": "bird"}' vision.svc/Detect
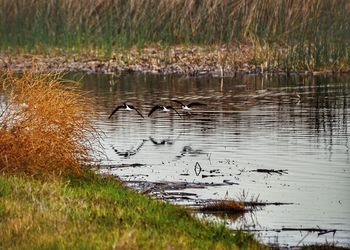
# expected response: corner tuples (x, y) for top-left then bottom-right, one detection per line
(148, 105), (181, 117)
(171, 99), (206, 112)
(108, 103), (144, 119)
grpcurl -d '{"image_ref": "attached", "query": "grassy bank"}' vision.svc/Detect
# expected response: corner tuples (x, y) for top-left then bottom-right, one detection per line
(0, 0), (349, 72)
(0, 172), (264, 249)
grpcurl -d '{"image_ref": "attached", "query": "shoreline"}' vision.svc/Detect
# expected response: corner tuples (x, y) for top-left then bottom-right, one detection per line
(0, 173), (266, 249)
(1, 46), (349, 76)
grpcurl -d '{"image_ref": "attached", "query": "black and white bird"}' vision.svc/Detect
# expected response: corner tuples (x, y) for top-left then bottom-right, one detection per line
(171, 99), (206, 112)
(148, 105), (181, 117)
(108, 103), (144, 119)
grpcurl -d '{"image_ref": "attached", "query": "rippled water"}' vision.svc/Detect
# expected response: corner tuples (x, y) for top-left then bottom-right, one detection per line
(71, 73), (350, 247)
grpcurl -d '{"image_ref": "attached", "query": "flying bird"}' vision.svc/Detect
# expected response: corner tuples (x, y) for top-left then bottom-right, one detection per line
(171, 99), (206, 112)
(148, 105), (181, 117)
(108, 103), (144, 119)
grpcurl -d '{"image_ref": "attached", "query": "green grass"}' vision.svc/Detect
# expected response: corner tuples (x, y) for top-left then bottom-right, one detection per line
(0, 172), (264, 250)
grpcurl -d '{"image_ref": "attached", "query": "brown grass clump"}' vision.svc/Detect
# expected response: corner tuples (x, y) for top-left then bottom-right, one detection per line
(0, 71), (99, 176)
(200, 199), (246, 213)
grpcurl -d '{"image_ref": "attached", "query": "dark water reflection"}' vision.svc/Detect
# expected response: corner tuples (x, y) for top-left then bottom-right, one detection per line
(69, 73), (350, 247)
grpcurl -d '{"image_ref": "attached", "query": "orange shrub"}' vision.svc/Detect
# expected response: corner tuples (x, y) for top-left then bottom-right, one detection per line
(0, 71), (100, 176)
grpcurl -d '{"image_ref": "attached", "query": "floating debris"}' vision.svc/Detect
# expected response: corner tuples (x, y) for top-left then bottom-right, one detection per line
(209, 169), (220, 173)
(245, 201), (294, 207)
(223, 180), (239, 185)
(123, 180), (229, 194)
(281, 227), (337, 236)
(194, 162), (202, 176)
(176, 146), (205, 159)
(179, 146), (205, 157)
(202, 174), (224, 178)
(99, 163), (146, 170)
(250, 169), (288, 175)
(119, 174), (149, 178)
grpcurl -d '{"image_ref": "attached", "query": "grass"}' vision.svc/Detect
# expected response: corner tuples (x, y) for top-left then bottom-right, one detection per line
(0, 71), (100, 176)
(0, 0), (349, 72)
(0, 172), (264, 249)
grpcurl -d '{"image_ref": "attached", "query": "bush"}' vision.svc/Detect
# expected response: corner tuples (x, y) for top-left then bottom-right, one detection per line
(0, 71), (99, 176)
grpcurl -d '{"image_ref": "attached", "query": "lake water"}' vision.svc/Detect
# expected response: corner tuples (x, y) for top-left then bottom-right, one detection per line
(71, 73), (350, 247)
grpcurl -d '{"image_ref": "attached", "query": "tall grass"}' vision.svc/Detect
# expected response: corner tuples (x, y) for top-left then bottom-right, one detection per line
(0, 71), (99, 176)
(0, 0), (349, 69)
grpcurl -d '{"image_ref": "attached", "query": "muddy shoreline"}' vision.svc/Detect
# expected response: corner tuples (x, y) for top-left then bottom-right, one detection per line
(1, 46), (349, 76)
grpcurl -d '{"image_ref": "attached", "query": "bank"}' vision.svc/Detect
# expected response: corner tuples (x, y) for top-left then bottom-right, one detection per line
(0, 171), (267, 249)
(1, 45), (349, 77)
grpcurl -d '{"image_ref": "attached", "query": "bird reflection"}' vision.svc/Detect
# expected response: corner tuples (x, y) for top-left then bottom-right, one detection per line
(149, 136), (175, 145)
(176, 145), (205, 159)
(112, 139), (147, 158)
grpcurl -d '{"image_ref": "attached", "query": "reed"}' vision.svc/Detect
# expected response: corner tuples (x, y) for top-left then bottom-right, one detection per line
(0, 0), (349, 70)
(0, 71), (99, 176)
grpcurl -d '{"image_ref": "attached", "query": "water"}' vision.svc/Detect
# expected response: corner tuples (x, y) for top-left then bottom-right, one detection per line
(71, 73), (350, 247)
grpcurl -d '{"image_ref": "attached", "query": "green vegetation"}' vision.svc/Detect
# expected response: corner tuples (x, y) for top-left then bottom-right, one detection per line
(0, 0), (349, 72)
(0, 173), (264, 249)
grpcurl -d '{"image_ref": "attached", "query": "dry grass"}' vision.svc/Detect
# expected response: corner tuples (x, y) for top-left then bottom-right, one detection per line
(200, 199), (246, 213)
(0, 70), (99, 176)
(0, 0), (348, 46)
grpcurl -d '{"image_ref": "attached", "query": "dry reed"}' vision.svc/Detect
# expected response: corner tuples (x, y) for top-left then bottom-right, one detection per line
(0, 0), (348, 71)
(0, 71), (99, 176)
(0, 0), (348, 46)
(201, 199), (246, 213)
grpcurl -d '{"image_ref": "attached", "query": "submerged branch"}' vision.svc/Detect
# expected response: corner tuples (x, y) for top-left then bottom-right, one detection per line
(281, 227), (337, 236)
(250, 169), (288, 175)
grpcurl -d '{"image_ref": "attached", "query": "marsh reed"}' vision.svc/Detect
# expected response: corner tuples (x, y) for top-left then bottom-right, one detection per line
(0, 0), (349, 70)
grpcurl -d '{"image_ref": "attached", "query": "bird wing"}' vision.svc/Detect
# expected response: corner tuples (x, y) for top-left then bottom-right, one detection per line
(108, 105), (124, 119)
(148, 105), (162, 117)
(167, 106), (182, 118)
(171, 99), (185, 106)
(149, 136), (161, 145)
(129, 105), (144, 118)
(187, 102), (206, 108)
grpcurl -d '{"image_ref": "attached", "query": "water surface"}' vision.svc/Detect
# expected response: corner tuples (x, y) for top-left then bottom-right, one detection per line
(71, 73), (350, 247)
